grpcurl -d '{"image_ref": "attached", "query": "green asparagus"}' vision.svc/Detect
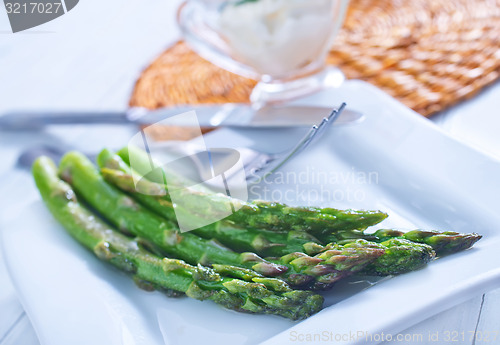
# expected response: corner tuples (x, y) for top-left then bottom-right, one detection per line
(99, 162), (437, 277)
(96, 151), (440, 277)
(60, 152), (384, 289)
(101, 154), (480, 263)
(368, 229), (482, 256)
(315, 239), (436, 276)
(117, 146), (389, 239)
(98, 150), (320, 257)
(33, 156), (324, 320)
(59, 152), (287, 276)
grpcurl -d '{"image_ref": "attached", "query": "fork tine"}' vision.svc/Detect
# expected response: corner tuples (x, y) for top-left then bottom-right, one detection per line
(285, 102), (346, 158)
(316, 102), (346, 136)
(248, 103), (347, 183)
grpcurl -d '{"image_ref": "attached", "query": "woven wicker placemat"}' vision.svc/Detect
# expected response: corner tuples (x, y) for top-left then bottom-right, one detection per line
(130, 0), (500, 117)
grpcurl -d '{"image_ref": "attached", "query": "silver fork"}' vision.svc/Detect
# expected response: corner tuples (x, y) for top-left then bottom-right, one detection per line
(237, 102), (346, 184)
(17, 103), (346, 185)
(139, 103), (346, 187)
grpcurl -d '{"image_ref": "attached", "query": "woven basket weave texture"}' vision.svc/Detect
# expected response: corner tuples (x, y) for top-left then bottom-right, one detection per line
(130, 0), (500, 117)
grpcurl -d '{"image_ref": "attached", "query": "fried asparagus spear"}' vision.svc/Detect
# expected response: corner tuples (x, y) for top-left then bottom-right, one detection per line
(113, 147), (481, 276)
(95, 151), (443, 277)
(310, 230), (481, 276)
(98, 149), (319, 257)
(59, 152), (384, 290)
(98, 158), (436, 275)
(32, 156), (323, 320)
(308, 239), (436, 276)
(367, 229), (482, 256)
(319, 229), (481, 257)
(116, 146), (388, 239)
(95, 159), (482, 261)
(98, 150), (382, 254)
(99, 163), (479, 267)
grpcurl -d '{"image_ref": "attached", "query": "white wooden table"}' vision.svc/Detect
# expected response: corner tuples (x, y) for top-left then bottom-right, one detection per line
(1, 1), (499, 344)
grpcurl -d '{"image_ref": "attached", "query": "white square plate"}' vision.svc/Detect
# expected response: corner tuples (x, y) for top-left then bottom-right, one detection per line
(3, 80), (500, 345)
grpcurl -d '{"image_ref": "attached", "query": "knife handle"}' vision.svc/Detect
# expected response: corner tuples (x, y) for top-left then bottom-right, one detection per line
(0, 111), (130, 130)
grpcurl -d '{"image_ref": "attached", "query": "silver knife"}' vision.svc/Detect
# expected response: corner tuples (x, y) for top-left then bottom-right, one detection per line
(0, 104), (363, 130)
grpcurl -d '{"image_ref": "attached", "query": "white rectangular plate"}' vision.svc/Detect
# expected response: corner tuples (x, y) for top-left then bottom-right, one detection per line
(2, 80), (500, 345)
